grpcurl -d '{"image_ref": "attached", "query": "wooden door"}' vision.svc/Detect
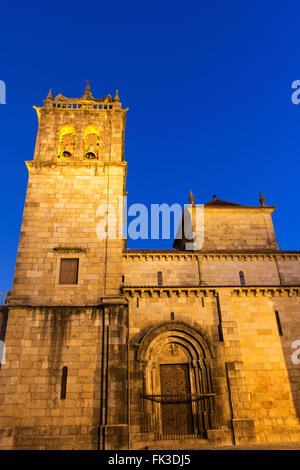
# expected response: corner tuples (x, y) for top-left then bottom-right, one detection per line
(160, 363), (193, 436)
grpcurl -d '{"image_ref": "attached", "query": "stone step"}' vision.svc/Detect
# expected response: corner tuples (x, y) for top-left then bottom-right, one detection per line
(133, 438), (209, 450)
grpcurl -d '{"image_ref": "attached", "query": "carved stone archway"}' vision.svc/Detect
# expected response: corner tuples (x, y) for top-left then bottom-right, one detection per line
(136, 322), (218, 439)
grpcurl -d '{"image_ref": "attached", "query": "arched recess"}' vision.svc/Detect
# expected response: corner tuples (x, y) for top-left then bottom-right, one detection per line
(135, 322), (218, 438)
(57, 125), (76, 160)
(83, 125), (100, 160)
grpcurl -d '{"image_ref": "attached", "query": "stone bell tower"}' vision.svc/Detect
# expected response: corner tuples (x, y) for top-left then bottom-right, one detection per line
(0, 84), (130, 450)
(9, 82), (128, 306)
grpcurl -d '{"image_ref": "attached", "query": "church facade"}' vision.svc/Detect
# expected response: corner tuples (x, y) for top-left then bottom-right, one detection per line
(1, 85), (300, 450)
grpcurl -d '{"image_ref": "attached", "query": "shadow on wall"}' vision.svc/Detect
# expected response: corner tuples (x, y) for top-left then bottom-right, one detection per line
(274, 299), (300, 423)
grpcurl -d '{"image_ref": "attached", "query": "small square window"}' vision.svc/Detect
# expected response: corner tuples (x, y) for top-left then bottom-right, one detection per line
(59, 258), (79, 284)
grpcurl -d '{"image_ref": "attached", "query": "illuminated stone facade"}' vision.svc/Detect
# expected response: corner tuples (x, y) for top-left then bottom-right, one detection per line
(0, 85), (300, 450)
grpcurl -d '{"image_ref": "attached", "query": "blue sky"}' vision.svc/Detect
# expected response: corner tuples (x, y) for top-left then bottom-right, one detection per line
(1, 0), (300, 291)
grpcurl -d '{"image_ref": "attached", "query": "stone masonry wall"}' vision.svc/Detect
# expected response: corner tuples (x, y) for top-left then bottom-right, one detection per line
(202, 208), (278, 250)
(126, 290), (233, 447)
(0, 303), (129, 450)
(124, 286), (300, 446)
(182, 206), (279, 251)
(122, 254), (300, 286)
(0, 306), (103, 449)
(232, 292), (300, 443)
(10, 163), (125, 304)
(276, 257), (300, 285)
(272, 295), (300, 425)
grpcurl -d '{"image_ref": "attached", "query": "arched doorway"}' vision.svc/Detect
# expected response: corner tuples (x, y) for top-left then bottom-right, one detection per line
(136, 322), (218, 440)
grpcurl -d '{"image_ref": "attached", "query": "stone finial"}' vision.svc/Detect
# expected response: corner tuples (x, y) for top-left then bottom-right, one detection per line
(43, 88), (53, 108)
(259, 191), (266, 207)
(82, 80), (93, 99)
(188, 190), (195, 205)
(45, 88), (53, 100)
(114, 89), (120, 102)
(212, 194), (217, 200)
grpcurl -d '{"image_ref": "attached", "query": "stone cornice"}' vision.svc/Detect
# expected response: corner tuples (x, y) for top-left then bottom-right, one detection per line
(203, 205), (276, 214)
(122, 251), (300, 262)
(26, 160), (127, 171)
(122, 286), (212, 298)
(231, 286), (300, 297)
(121, 285), (300, 298)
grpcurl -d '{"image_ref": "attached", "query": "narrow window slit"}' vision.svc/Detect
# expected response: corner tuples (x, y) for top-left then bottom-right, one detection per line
(61, 366), (68, 399)
(239, 271), (245, 286)
(275, 311), (283, 336)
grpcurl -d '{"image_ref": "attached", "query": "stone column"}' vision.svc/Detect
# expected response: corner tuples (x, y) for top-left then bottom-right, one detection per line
(99, 297), (129, 450)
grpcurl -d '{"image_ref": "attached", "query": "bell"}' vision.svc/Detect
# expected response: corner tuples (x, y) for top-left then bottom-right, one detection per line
(62, 144), (72, 158)
(85, 145), (96, 159)
(62, 151), (72, 157)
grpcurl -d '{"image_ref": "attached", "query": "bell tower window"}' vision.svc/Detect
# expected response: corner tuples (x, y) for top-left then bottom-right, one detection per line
(84, 125), (100, 160)
(57, 125), (75, 160)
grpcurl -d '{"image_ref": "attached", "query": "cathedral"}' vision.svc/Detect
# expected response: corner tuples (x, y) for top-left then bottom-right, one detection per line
(0, 84), (300, 450)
